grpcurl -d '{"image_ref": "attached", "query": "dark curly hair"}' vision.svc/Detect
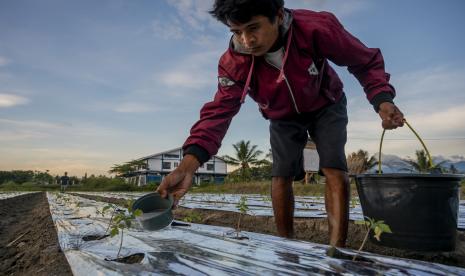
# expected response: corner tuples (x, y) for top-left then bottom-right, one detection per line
(209, 0), (285, 25)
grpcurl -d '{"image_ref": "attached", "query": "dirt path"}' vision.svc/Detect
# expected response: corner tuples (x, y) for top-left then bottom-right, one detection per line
(0, 192), (73, 276)
(75, 193), (465, 268)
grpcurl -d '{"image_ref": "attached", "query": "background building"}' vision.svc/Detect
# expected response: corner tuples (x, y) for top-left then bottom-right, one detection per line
(303, 138), (320, 184)
(126, 147), (227, 186)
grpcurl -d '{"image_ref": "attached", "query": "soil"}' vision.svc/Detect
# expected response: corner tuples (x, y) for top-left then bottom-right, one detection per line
(0, 192), (73, 276)
(75, 193), (465, 269)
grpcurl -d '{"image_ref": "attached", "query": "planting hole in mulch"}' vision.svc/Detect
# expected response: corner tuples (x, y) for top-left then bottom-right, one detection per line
(171, 221), (191, 227)
(223, 230), (249, 240)
(326, 246), (374, 263)
(231, 236), (249, 240)
(105, 253), (145, 264)
(82, 234), (110, 241)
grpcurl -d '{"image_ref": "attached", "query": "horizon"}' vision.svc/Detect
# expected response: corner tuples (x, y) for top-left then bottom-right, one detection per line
(1, 0), (465, 177)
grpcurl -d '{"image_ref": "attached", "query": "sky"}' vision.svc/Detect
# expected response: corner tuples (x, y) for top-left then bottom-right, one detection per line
(1, 0), (465, 177)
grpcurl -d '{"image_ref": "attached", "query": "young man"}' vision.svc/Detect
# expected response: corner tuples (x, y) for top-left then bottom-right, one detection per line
(157, 0), (404, 247)
(60, 172), (70, 193)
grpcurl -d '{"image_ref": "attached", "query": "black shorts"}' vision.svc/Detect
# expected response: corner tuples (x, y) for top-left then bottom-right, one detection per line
(269, 95), (348, 180)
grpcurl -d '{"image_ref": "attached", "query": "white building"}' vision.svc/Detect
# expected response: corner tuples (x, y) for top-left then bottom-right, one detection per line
(127, 147), (228, 186)
(303, 138), (320, 184)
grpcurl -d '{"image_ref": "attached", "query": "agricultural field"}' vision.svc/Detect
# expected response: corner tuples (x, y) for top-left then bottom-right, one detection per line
(1, 191), (464, 275)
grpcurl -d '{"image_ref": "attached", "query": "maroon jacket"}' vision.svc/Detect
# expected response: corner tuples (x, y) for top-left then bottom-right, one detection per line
(183, 9), (395, 159)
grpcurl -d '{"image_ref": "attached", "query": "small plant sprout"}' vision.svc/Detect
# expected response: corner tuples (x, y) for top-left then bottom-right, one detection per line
(262, 195), (272, 205)
(353, 216), (392, 261)
(182, 211), (202, 223)
(109, 200), (143, 259)
(350, 197), (358, 209)
(235, 196), (249, 238)
(96, 203), (118, 236)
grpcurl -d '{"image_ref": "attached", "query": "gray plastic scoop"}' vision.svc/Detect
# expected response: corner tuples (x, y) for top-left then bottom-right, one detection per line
(133, 192), (174, 231)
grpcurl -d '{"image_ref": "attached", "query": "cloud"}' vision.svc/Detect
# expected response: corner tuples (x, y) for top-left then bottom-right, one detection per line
(406, 104), (465, 137)
(346, 103), (465, 158)
(166, 0), (213, 30)
(0, 146), (110, 176)
(151, 18), (185, 40)
(0, 118), (149, 176)
(0, 118), (69, 130)
(0, 56), (10, 66)
(348, 65), (465, 120)
(193, 34), (221, 47)
(0, 118), (119, 142)
(155, 50), (219, 90)
(348, 104), (465, 139)
(392, 67), (465, 112)
(152, 1), (223, 42)
(0, 93), (29, 107)
(113, 102), (154, 113)
(286, 0), (371, 18)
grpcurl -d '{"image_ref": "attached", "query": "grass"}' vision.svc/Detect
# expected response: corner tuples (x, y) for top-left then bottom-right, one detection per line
(0, 182), (61, 191)
(192, 179), (465, 198)
(2, 179), (464, 198)
(0, 182), (158, 192)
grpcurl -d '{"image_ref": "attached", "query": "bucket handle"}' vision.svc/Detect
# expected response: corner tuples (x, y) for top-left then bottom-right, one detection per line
(378, 119), (433, 174)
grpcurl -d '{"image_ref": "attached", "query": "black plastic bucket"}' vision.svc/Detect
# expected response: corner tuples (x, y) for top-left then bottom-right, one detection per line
(355, 173), (462, 251)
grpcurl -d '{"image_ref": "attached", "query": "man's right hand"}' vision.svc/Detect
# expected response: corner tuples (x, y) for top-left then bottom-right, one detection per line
(156, 154), (200, 208)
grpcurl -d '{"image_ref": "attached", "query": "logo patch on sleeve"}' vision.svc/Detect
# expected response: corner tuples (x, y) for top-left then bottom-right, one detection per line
(308, 62), (319, 75)
(218, 76), (235, 87)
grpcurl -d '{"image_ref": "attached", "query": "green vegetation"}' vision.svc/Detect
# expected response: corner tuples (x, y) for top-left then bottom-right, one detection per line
(181, 210), (202, 223)
(403, 149), (447, 173)
(347, 150), (377, 175)
(235, 196), (249, 237)
(222, 140), (272, 182)
(0, 174), (158, 192)
(108, 160), (148, 177)
(0, 170), (54, 186)
(96, 203), (119, 236)
(108, 200), (143, 259)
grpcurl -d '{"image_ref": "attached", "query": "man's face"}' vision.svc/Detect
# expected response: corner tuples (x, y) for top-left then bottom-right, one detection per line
(228, 13), (282, 56)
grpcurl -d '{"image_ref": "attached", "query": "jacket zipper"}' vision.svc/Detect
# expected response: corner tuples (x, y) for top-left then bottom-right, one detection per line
(265, 60), (301, 114)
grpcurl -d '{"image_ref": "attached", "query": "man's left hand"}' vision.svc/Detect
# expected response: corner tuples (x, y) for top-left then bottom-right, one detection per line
(378, 102), (404, 129)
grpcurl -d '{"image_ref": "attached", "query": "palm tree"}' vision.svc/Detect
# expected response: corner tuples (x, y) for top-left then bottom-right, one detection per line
(347, 150), (377, 175)
(265, 148), (273, 161)
(108, 160), (147, 177)
(222, 140), (264, 178)
(404, 150), (444, 173)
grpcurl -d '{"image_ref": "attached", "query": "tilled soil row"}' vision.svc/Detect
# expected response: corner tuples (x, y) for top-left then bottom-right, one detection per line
(74, 192), (465, 268)
(0, 192), (73, 276)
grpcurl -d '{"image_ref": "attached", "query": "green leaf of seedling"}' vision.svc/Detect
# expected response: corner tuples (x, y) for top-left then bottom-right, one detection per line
(374, 226), (382, 241)
(110, 227), (119, 237)
(379, 223), (392, 233)
(355, 220), (366, 225)
(133, 209), (143, 217)
(126, 199), (134, 211)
